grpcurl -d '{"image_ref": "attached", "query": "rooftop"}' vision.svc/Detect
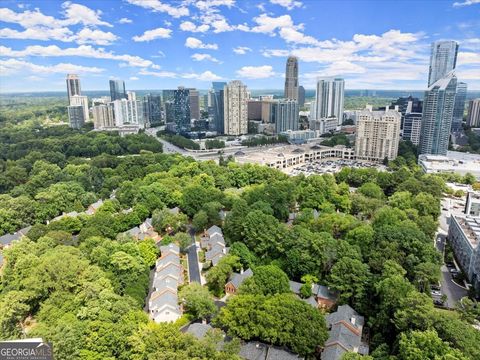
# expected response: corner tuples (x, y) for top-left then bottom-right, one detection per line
(455, 216), (480, 248)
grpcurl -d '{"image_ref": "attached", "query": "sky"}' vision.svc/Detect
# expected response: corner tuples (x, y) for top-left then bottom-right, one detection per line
(0, 0), (479, 93)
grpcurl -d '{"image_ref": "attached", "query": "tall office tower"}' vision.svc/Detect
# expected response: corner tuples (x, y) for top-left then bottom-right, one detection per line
(271, 99), (299, 133)
(162, 90), (176, 124)
(203, 94), (208, 112)
(224, 80), (248, 136)
(390, 96), (423, 115)
(419, 72), (457, 155)
(212, 82), (227, 134)
(66, 74), (81, 102)
(188, 89), (200, 120)
(284, 56), (299, 100)
(173, 87), (190, 133)
(467, 99), (480, 128)
(67, 105), (85, 129)
(69, 95), (90, 122)
(143, 94), (162, 127)
(355, 105), (401, 161)
(428, 41), (458, 87)
(247, 100), (263, 121)
(402, 113), (423, 145)
(92, 104), (114, 129)
(452, 82), (467, 131)
(109, 79), (127, 101)
(298, 85), (305, 107)
(312, 78), (345, 125)
(109, 99), (144, 127)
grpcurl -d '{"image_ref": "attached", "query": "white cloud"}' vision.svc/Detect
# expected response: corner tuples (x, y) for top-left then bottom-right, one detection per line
(139, 69), (177, 78)
(233, 46), (252, 54)
(262, 49), (290, 57)
(269, 0), (302, 10)
(182, 70), (222, 81)
(179, 21), (210, 32)
(0, 44), (158, 68)
(250, 13), (297, 35)
(0, 58), (104, 76)
(453, 0), (480, 7)
(132, 27), (172, 41)
(118, 17), (132, 24)
(125, 0), (189, 18)
(129, 76), (139, 80)
(193, 0), (236, 11)
(191, 53), (221, 62)
(185, 37), (218, 49)
(236, 65), (276, 79)
(0, 26), (74, 42)
(61, 2), (112, 27)
(75, 28), (118, 45)
(279, 27), (319, 45)
(457, 52), (480, 64)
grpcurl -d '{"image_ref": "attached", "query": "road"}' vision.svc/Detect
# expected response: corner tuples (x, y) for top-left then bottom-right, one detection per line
(186, 227), (201, 283)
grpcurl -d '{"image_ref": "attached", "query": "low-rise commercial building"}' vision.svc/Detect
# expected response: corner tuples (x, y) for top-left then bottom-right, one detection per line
(448, 216), (480, 295)
(418, 151), (480, 180)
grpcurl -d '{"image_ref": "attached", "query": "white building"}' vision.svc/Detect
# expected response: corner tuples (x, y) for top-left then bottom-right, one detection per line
(312, 78), (345, 126)
(355, 105), (401, 162)
(418, 151), (480, 180)
(465, 191), (480, 218)
(92, 104), (114, 129)
(467, 99), (480, 128)
(224, 80), (248, 136)
(448, 216), (480, 296)
(309, 117), (338, 136)
(109, 98), (144, 126)
(69, 95), (90, 122)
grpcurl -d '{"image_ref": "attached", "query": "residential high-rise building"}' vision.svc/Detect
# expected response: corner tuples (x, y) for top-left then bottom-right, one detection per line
(67, 105), (85, 129)
(312, 78), (345, 126)
(66, 74), (81, 102)
(402, 113), (423, 145)
(248, 100), (263, 121)
(419, 72), (457, 155)
(284, 56), (299, 100)
(173, 87), (190, 133)
(224, 80), (248, 136)
(452, 82), (468, 131)
(69, 95), (90, 122)
(109, 98), (144, 126)
(127, 91), (136, 101)
(92, 104), (114, 129)
(428, 41), (458, 87)
(143, 94), (162, 127)
(355, 105), (401, 161)
(212, 82), (227, 134)
(467, 99), (480, 128)
(162, 90), (176, 124)
(267, 99), (299, 133)
(109, 79), (127, 101)
(298, 85), (305, 107)
(188, 88), (200, 120)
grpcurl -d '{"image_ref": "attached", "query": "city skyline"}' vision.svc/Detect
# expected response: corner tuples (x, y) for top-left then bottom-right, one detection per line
(0, 0), (479, 93)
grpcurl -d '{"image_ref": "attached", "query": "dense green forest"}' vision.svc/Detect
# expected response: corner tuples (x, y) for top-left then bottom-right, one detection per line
(0, 96), (68, 127)
(1, 121), (479, 359)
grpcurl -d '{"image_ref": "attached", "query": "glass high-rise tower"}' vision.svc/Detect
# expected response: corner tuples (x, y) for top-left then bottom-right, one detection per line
(312, 78), (345, 125)
(212, 82), (227, 134)
(66, 74), (81, 103)
(428, 41), (458, 87)
(451, 82), (467, 132)
(419, 72), (457, 155)
(109, 79), (127, 101)
(173, 87), (190, 133)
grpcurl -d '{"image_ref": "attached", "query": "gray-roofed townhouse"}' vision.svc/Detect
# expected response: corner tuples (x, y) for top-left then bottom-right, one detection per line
(225, 268), (253, 295)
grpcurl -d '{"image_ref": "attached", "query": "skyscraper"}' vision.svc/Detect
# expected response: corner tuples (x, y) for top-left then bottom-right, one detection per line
(92, 104), (114, 129)
(271, 99), (299, 133)
(428, 41), (458, 87)
(312, 78), (345, 125)
(402, 113), (423, 145)
(143, 94), (162, 127)
(69, 95), (90, 122)
(284, 56), (299, 100)
(419, 72), (457, 155)
(109, 79), (127, 101)
(452, 82), (467, 131)
(66, 74), (81, 102)
(109, 98), (144, 127)
(467, 99), (480, 128)
(224, 80), (248, 136)
(188, 89), (200, 120)
(212, 82), (227, 134)
(173, 87), (190, 133)
(298, 86), (305, 107)
(162, 90), (176, 124)
(67, 105), (85, 129)
(355, 105), (401, 161)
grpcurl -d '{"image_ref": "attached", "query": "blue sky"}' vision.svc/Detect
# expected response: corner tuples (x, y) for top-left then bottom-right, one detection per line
(0, 0), (479, 92)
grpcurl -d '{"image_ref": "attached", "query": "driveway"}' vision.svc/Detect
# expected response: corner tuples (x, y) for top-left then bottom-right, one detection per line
(186, 227), (201, 283)
(438, 264), (468, 308)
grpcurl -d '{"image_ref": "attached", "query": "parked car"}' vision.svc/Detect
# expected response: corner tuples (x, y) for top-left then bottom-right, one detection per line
(433, 299), (444, 306)
(430, 284), (441, 291)
(450, 268), (460, 274)
(446, 262), (455, 268)
(431, 290), (442, 297)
